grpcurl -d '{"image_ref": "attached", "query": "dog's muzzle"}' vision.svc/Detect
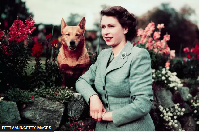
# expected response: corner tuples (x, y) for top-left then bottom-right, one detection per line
(69, 40), (77, 51)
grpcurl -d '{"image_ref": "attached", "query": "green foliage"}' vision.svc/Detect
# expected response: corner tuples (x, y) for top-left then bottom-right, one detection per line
(0, 43), (30, 92)
(5, 88), (36, 103)
(35, 86), (74, 103)
(136, 44), (168, 70)
(170, 59), (199, 79)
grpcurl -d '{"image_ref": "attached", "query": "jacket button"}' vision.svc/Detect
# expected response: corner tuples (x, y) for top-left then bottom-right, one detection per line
(105, 103), (108, 108)
(104, 94), (107, 99)
(103, 86), (105, 90)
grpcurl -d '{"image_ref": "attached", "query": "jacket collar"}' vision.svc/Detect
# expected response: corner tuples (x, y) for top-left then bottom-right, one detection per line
(100, 41), (133, 84)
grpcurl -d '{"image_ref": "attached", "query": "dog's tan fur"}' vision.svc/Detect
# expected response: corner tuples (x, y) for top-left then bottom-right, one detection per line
(57, 17), (90, 87)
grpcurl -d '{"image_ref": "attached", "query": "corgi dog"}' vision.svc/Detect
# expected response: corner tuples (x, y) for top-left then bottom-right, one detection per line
(57, 17), (90, 88)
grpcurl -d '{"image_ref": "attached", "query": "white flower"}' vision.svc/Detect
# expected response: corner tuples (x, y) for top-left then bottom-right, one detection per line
(169, 122), (172, 126)
(178, 84), (183, 87)
(152, 69), (155, 73)
(182, 108), (185, 112)
(0, 97), (4, 101)
(181, 112), (184, 115)
(174, 87), (177, 90)
(162, 76), (166, 80)
(194, 110), (197, 113)
(174, 124), (178, 127)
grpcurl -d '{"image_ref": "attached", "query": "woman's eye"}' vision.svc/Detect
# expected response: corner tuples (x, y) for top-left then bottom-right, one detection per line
(108, 25), (114, 28)
(101, 25), (106, 29)
(66, 33), (70, 36)
(75, 34), (80, 36)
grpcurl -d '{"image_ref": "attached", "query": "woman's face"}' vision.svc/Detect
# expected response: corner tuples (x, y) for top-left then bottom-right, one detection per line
(101, 16), (128, 47)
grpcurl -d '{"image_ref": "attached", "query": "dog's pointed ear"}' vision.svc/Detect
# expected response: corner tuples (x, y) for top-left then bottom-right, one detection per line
(61, 18), (67, 34)
(78, 17), (85, 30)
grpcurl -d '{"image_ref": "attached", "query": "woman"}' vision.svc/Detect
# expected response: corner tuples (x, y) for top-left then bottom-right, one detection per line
(76, 6), (155, 131)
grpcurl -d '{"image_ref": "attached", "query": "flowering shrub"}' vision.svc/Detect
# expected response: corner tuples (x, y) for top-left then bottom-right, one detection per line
(170, 44), (199, 79)
(35, 86), (73, 103)
(5, 88), (36, 103)
(135, 22), (172, 70)
(0, 17), (36, 92)
(152, 67), (183, 90)
(158, 103), (185, 130)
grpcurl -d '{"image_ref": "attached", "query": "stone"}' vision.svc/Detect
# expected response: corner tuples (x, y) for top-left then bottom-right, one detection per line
(155, 88), (174, 108)
(0, 101), (21, 124)
(177, 87), (190, 101)
(67, 93), (89, 120)
(180, 115), (196, 131)
(22, 97), (64, 130)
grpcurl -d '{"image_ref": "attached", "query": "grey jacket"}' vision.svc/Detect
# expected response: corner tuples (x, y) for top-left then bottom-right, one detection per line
(76, 41), (155, 131)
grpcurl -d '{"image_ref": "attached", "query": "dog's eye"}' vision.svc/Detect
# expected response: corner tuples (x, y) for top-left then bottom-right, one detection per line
(66, 33), (70, 36)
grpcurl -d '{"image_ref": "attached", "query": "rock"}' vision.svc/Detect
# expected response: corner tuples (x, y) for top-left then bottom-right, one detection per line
(0, 101), (21, 124)
(67, 93), (89, 120)
(22, 97), (64, 130)
(177, 87), (190, 101)
(180, 115), (196, 131)
(155, 88), (174, 108)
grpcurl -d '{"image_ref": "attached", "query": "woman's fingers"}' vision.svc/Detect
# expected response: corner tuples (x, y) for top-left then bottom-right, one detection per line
(97, 111), (102, 122)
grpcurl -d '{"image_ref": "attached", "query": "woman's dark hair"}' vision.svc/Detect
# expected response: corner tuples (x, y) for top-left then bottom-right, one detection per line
(101, 6), (137, 42)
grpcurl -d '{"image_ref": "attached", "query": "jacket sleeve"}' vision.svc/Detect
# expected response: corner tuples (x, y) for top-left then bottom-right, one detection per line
(112, 48), (153, 127)
(75, 51), (103, 104)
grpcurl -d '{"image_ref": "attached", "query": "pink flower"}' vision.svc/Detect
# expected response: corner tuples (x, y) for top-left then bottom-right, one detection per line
(147, 37), (153, 43)
(145, 42), (153, 50)
(163, 45), (170, 55)
(154, 41), (162, 49)
(140, 37), (147, 44)
(157, 24), (165, 29)
(165, 61), (170, 67)
(137, 29), (144, 37)
(170, 50), (175, 59)
(183, 47), (190, 53)
(145, 22), (155, 36)
(153, 32), (160, 40)
(163, 34), (170, 41)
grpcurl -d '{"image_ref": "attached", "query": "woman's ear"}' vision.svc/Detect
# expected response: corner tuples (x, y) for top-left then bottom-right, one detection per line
(123, 27), (128, 34)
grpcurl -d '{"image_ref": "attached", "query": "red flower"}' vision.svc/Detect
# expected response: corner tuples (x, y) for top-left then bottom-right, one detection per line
(25, 17), (36, 35)
(31, 96), (34, 100)
(186, 54), (191, 59)
(51, 39), (58, 48)
(0, 30), (4, 39)
(183, 47), (190, 53)
(8, 17), (36, 43)
(46, 33), (52, 40)
(32, 42), (44, 57)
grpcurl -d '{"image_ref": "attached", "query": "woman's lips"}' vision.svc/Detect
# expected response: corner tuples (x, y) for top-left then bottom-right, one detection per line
(105, 37), (113, 41)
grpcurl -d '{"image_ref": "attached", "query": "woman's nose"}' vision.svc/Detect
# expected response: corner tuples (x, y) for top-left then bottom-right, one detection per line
(102, 27), (109, 35)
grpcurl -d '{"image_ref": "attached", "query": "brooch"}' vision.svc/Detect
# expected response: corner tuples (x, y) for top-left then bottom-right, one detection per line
(121, 52), (127, 59)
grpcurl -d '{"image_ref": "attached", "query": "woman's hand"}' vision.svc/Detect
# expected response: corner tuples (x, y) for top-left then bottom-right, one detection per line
(102, 112), (113, 121)
(90, 94), (106, 122)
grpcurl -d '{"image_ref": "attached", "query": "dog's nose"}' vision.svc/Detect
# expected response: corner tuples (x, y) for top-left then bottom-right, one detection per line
(70, 40), (76, 46)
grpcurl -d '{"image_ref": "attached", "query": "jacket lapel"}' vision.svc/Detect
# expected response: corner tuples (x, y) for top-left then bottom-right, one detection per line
(100, 48), (112, 85)
(106, 41), (133, 75)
